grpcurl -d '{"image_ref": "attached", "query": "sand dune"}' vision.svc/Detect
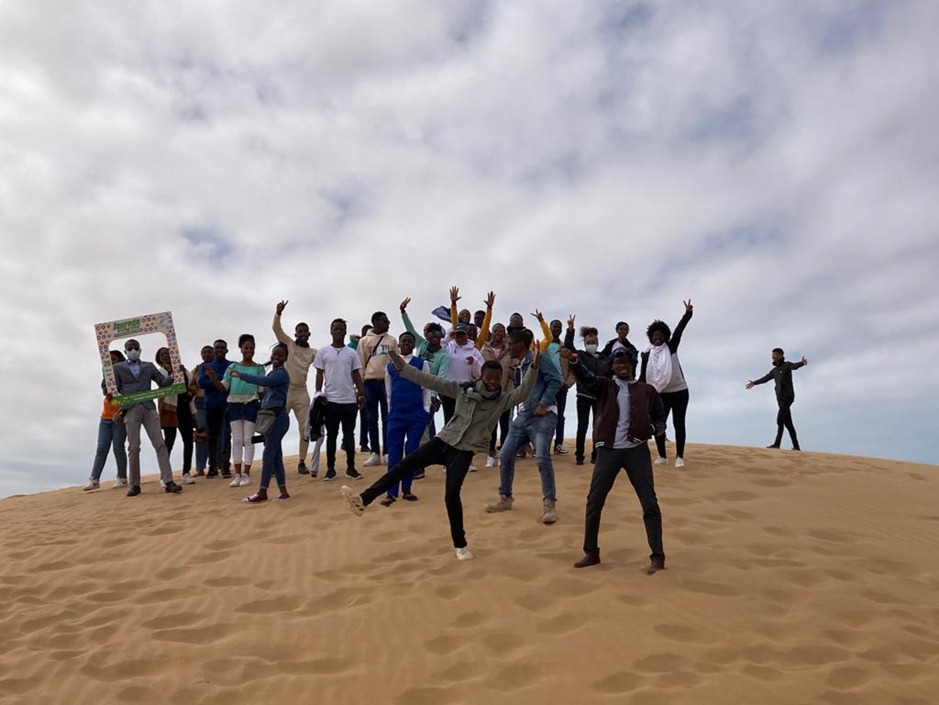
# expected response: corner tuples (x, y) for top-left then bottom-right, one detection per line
(2, 444), (937, 705)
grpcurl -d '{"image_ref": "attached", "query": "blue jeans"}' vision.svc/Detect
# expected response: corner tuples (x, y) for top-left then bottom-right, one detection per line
(259, 411), (289, 491)
(498, 410), (558, 501)
(90, 418), (127, 482)
(364, 379), (388, 456)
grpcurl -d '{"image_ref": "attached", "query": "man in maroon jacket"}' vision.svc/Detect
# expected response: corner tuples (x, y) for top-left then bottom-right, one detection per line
(561, 347), (667, 575)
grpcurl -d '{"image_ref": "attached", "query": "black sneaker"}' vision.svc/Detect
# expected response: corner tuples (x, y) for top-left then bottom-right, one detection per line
(164, 481), (182, 494)
(298, 461), (309, 475)
(554, 445), (569, 455)
(346, 469), (363, 481)
(413, 469), (426, 480)
(126, 485), (141, 497)
(324, 469), (337, 482)
(575, 457), (585, 466)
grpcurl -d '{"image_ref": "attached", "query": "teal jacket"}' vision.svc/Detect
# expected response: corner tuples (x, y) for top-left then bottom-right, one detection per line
(391, 350), (537, 453)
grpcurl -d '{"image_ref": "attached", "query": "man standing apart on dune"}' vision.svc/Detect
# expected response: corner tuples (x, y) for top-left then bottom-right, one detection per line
(561, 347), (667, 574)
(111, 339), (183, 496)
(746, 348), (808, 451)
(273, 300), (318, 475)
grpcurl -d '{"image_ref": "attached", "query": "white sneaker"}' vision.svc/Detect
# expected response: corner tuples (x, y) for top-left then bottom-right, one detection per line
(229, 473), (242, 487)
(485, 456), (495, 468)
(239, 474), (251, 486)
(112, 478), (128, 489)
(363, 453), (381, 467)
(654, 457), (668, 466)
(340, 485), (366, 516)
(469, 465), (477, 473)
(674, 457), (685, 468)
(82, 479), (100, 492)
(182, 473), (196, 485)
(455, 547), (475, 561)
(159, 479), (166, 488)
(381, 454), (388, 465)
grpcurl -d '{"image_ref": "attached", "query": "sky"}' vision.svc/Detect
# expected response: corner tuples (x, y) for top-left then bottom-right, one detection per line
(1, 0), (937, 497)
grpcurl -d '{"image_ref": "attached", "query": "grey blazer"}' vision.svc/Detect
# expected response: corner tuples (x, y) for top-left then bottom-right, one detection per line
(113, 361), (173, 409)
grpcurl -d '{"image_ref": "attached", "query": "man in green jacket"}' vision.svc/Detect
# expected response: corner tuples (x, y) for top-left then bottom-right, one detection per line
(341, 344), (540, 560)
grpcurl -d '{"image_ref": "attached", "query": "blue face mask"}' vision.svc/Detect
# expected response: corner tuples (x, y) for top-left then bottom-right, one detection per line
(126, 349), (141, 362)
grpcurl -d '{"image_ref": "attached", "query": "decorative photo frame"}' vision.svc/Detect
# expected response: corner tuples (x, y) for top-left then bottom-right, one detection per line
(94, 311), (186, 406)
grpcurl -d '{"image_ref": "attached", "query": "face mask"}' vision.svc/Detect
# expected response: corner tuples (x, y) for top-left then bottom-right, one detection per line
(126, 349), (141, 362)
(585, 344), (598, 354)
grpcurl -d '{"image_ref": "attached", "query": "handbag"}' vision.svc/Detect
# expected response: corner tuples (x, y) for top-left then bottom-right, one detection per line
(255, 409), (276, 436)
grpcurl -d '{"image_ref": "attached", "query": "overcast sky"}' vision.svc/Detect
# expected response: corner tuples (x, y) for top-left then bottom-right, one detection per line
(2, 1), (937, 497)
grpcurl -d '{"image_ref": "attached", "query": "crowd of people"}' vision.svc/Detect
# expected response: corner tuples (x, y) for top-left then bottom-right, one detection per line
(85, 289), (807, 571)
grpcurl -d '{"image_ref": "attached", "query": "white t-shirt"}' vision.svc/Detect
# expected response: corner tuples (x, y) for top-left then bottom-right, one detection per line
(313, 345), (362, 404)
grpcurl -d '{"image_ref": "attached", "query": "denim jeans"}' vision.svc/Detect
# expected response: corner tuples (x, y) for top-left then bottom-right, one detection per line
(90, 418), (127, 482)
(259, 410), (289, 491)
(498, 410), (558, 501)
(363, 378), (388, 456)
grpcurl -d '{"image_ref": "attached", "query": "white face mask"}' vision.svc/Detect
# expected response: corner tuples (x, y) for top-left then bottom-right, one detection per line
(126, 349), (141, 362)
(585, 344), (598, 354)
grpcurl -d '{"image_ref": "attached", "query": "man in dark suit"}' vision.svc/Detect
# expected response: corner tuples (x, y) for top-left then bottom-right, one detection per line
(112, 339), (183, 496)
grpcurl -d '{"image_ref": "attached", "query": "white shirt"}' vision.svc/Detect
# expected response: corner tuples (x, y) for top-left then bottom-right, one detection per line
(611, 378), (642, 449)
(445, 340), (484, 383)
(314, 345), (362, 404)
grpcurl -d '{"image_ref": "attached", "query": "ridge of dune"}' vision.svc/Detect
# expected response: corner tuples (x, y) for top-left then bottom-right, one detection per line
(2, 443), (937, 705)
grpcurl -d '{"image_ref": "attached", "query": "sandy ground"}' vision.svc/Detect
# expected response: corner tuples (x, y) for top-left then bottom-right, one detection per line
(1, 443), (937, 705)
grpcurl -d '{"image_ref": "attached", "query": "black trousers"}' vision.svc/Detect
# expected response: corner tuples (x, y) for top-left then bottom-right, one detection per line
(441, 396), (456, 425)
(583, 444), (664, 562)
(774, 394), (800, 448)
(176, 399), (194, 473)
(488, 409), (511, 454)
(654, 389), (690, 459)
(205, 405), (231, 474)
(554, 386), (569, 447)
(575, 395), (597, 463)
(326, 402), (359, 472)
(360, 438), (474, 548)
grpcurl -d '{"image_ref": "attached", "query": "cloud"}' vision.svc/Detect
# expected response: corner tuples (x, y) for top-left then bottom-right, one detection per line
(1, 0), (937, 497)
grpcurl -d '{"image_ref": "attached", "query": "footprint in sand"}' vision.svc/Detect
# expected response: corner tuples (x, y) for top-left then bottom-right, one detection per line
(236, 595), (304, 615)
(590, 671), (645, 694)
(141, 611), (203, 630)
(487, 662), (543, 691)
(477, 631), (525, 655)
(653, 623), (712, 644)
(430, 660), (487, 684)
(432, 583), (465, 600)
(825, 665), (873, 689)
(423, 634), (465, 655)
(714, 490), (759, 502)
(536, 612), (593, 636)
(512, 592), (556, 612)
(632, 653), (688, 674)
(203, 575), (251, 588)
(682, 579), (739, 597)
(450, 611), (490, 629)
(395, 685), (464, 705)
(750, 477), (791, 488)
(154, 566), (189, 581)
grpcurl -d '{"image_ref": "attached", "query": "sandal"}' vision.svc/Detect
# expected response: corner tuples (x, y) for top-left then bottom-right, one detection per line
(379, 496), (396, 507)
(402, 493), (419, 502)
